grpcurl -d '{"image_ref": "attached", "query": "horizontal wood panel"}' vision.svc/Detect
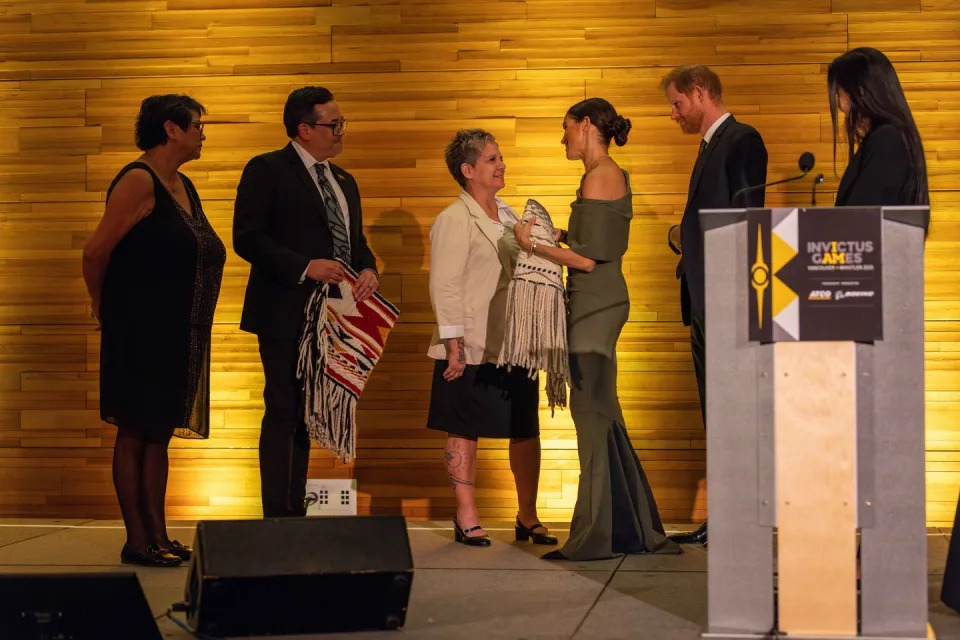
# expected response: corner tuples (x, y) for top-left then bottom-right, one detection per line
(0, 0), (957, 527)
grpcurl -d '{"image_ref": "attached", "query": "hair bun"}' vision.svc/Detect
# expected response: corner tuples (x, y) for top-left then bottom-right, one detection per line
(611, 115), (632, 147)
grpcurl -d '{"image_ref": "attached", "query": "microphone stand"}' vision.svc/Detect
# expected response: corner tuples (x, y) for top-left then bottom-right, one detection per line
(732, 170), (811, 207)
(811, 173), (824, 206)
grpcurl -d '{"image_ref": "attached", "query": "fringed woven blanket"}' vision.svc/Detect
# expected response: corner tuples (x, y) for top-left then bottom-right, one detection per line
(296, 265), (400, 463)
(499, 199), (570, 411)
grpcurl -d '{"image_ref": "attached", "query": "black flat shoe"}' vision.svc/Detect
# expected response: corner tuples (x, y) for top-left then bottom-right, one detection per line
(515, 516), (558, 545)
(120, 544), (182, 567)
(668, 521), (707, 546)
(453, 517), (491, 547)
(166, 539), (192, 561)
(541, 549), (568, 560)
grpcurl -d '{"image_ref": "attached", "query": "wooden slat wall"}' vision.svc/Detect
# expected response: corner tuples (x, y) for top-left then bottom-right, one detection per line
(1, 0), (958, 525)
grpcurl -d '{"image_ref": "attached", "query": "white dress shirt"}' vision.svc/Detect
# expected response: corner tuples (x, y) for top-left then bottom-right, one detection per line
(702, 112), (732, 148)
(291, 139), (350, 235)
(292, 140), (364, 283)
(489, 199), (520, 233)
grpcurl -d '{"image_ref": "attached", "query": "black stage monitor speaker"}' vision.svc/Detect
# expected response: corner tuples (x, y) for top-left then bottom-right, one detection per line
(0, 572), (161, 640)
(184, 515), (413, 637)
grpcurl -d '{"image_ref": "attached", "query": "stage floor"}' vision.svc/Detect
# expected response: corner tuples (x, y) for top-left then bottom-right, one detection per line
(0, 519), (957, 639)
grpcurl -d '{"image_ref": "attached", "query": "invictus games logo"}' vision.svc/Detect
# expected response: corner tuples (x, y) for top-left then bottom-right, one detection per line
(808, 240), (875, 265)
(749, 208), (884, 343)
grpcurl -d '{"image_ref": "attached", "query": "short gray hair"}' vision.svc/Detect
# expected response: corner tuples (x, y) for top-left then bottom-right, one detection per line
(444, 129), (496, 188)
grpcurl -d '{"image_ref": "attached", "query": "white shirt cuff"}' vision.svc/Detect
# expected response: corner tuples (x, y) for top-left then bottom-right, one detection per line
(438, 325), (464, 339)
(299, 263), (310, 284)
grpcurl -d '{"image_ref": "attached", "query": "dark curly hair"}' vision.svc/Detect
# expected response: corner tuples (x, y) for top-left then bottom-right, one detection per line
(134, 94), (206, 151)
(567, 98), (631, 146)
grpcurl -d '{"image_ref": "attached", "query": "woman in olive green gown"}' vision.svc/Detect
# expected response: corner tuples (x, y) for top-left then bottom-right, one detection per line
(513, 98), (680, 561)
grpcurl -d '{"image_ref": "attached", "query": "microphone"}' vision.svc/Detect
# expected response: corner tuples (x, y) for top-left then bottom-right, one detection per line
(811, 173), (824, 206)
(732, 152), (815, 207)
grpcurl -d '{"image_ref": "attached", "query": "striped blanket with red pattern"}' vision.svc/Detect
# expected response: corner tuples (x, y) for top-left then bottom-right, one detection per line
(296, 264), (400, 463)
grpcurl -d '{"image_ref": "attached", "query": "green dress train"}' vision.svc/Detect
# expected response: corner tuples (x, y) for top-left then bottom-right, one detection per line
(559, 170), (680, 560)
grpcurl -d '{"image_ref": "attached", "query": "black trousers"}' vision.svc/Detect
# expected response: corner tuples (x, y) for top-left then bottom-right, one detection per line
(690, 312), (706, 429)
(257, 336), (311, 518)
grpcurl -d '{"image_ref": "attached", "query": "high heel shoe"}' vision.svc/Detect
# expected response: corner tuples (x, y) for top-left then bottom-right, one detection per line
(515, 516), (558, 545)
(453, 517), (491, 547)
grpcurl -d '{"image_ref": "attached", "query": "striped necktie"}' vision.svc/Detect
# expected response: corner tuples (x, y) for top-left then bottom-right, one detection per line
(314, 163), (351, 263)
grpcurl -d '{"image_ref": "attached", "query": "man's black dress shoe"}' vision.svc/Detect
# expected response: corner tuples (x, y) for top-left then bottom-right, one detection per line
(120, 544), (182, 567)
(668, 521), (707, 545)
(166, 539), (193, 561)
(541, 549), (568, 560)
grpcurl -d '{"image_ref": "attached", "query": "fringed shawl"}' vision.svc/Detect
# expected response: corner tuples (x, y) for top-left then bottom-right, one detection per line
(296, 264), (400, 463)
(499, 199), (570, 411)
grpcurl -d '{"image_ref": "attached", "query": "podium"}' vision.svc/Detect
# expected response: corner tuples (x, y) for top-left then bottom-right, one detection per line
(699, 206), (930, 639)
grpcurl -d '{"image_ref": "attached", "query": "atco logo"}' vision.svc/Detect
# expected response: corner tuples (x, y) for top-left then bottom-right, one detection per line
(808, 290), (832, 301)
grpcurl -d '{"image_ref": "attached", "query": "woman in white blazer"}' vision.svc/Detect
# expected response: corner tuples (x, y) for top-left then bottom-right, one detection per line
(427, 129), (556, 548)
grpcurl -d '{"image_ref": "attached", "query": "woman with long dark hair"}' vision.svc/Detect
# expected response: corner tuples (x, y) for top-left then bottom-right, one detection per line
(829, 47), (929, 217)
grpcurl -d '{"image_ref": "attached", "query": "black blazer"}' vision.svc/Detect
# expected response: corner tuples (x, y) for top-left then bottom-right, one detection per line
(233, 143), (378, 339)
(680, 115), (768, 324)
(836, 123), (922, 209)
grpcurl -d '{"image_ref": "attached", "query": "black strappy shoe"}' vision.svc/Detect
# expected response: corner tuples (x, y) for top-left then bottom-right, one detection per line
(453, 517), (491, 547)
(515, 516), (558, 545)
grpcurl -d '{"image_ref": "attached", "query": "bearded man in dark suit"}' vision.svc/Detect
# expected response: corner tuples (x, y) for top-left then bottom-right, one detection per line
(661, 65), (768, 546)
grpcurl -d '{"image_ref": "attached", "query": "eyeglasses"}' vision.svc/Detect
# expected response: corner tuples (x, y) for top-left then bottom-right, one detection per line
(302, 119), (347, 136)
(190, 121), (204, 134)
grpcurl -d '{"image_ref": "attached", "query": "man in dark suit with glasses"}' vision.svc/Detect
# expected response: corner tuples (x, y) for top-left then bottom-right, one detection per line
(233, 86), (379, 518)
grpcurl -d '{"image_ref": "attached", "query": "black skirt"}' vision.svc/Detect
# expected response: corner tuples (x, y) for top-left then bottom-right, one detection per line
(427, 360), (539, 439)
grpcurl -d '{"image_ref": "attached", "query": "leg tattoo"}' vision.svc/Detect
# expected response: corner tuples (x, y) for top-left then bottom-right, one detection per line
(445, 438), (474, 487)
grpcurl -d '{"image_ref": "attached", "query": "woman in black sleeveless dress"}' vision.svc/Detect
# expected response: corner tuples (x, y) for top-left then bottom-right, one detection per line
(82, 95), (225, 567)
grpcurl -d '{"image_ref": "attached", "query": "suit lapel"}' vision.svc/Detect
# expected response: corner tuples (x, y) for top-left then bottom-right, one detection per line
(687, 115), (735, 202)
(285, 143), (330, 228)
(459, 191), (503, 252)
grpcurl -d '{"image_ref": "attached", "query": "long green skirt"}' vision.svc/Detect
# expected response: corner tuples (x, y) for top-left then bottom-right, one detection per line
(559, 353), (681, 560)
